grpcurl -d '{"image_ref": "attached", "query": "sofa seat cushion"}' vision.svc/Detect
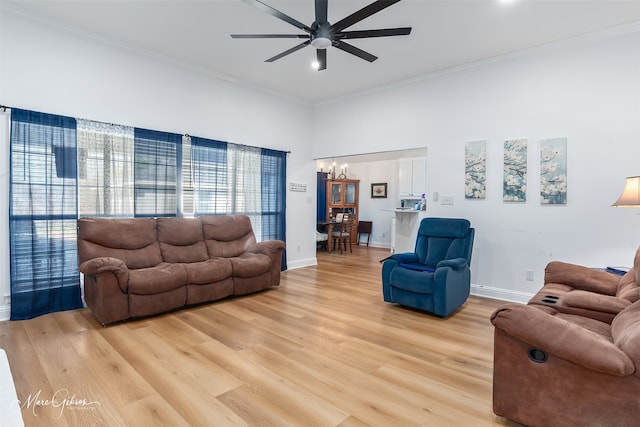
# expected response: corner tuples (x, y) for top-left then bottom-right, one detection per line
(230, 253), (273, 278)
(183, 258), (233, 285)
(128, 262), (187, 295)
(389, 267), (434, 294)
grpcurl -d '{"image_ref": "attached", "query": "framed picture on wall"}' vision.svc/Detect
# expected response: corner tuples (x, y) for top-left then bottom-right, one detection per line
(371, 183), (387, 198)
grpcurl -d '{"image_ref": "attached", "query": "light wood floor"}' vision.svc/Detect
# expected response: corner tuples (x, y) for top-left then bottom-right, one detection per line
(0, 246), (517, 426)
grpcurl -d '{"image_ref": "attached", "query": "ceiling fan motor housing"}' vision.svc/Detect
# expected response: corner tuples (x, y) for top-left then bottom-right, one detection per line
(311, 22), (333, 48)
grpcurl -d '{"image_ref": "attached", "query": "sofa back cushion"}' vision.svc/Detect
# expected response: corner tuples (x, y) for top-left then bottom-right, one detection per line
(611, 300), (640, 371)
(77, 217), (162, 269)
(157, 217), (208, 263)
(616, 246), (640, 303)
(201, 215), (256, 257)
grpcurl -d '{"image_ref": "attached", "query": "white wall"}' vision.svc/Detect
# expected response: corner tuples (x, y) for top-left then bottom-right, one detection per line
(314, 26), (640, 302)
(342, 160), (396, 248)
(0, 8), (318, 319)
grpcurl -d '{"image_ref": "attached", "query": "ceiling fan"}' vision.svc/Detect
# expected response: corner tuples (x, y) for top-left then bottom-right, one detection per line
(231, 0), (412, 71)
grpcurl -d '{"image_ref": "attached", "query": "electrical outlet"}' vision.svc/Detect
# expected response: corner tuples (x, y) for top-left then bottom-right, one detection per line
(441, 196), (454, 205)
(526, 270), (534, 281)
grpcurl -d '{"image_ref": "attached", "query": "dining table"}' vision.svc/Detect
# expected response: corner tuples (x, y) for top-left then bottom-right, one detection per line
(317, 219), (340, 253)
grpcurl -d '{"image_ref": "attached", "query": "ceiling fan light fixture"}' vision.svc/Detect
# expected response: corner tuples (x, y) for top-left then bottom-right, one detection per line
(311, 37), (332, 49)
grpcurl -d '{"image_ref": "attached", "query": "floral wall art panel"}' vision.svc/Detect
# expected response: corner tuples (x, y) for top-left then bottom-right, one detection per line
(465, 140), (486, 199)
(503, 139), (527, 202)
(540, 137), (567, 205)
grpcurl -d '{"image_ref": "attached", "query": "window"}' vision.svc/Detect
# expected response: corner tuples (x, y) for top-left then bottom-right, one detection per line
(9, 109), (82, 320)
(191, 136), (228, 216)
(133, 128), (182, 217)
(77, 119), (135, 216)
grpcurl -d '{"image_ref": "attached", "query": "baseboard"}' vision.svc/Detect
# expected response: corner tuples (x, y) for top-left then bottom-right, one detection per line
(471, 284), (533, 304)
(286, 257), (318, 270)
(361, 241), (391, 250)
(0, 305), (9, 322)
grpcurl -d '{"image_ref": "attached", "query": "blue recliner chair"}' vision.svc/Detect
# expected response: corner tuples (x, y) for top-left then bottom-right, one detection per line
(382, 217), (475, 317)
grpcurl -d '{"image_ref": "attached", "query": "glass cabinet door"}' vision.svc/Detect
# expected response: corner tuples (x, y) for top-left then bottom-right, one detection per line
(345, 183), (356, 204)
(330, 183), (342, 204)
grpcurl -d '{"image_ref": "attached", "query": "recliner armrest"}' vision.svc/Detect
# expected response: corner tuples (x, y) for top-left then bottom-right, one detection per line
(79, 256), (129, 291)
(491, 303), (634, 376)
(563, 290), (631, 315)
(386, 252), (419, 264)
(436, 258), (468, 271)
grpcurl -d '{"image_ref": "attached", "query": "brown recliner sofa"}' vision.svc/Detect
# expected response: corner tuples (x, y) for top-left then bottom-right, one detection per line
(491, 247), (640, 426)
(491, 300), (640, 427)
(528, 246), (640, 323)
(78, 215), (285, 325)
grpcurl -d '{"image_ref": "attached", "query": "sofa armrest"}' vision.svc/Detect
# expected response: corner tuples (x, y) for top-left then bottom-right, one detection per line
(79, 257), (129, 291)
(491, 303), (634, 376)
(248, 240), (285, 259)
(544, 261), (619, 295)
(436, 258), (468, 271)
(563, 290), (631, 315)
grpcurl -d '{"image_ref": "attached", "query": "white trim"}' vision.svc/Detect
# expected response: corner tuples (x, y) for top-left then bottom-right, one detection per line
(0, 306), (9, 322)
(285, 257), (317, 270)
(471, 284), (532, 304)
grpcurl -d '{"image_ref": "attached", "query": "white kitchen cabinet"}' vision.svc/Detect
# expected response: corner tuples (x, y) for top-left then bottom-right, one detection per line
(398, 158), (426, 199)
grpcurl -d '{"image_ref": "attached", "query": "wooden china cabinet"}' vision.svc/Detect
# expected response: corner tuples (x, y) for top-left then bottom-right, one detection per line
(325, 179), (359, 243)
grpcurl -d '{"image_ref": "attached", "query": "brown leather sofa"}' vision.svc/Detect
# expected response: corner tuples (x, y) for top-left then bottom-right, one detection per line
(78, 215), (285, 325)
(527, 246), (640, 323)
(491, 247), (640, 426)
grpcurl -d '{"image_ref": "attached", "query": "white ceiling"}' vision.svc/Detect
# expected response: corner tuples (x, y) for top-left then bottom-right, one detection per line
(5, 0), (640, 103)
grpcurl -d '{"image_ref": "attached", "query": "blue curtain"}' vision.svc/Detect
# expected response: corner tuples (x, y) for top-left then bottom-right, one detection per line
(261, 148), (287, 270)
(9, 109), (83, 320)
(134, 128), (182, 217)
(191, 136), (228, 215)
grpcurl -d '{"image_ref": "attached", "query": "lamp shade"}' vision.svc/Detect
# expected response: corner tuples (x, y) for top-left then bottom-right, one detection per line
(612, 176), (640, 207)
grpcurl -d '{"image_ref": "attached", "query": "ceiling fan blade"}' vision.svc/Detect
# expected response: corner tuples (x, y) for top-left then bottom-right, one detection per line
(315, 0), (328, 23)
(231, 34), (309, 39)
(240, 0), (312, 33)
(334, 40), (378, 62)
(317, 49), (327, 71)
(265, 41), (311, 62)
(331, 0), (402, 32)
(337, 27), (411, 39)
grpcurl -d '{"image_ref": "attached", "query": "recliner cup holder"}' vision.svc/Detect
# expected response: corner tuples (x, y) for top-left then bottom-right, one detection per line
(528, 347), (548, 363)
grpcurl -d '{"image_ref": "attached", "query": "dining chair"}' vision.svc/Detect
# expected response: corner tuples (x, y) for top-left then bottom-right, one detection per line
(357, 220), (372, 246)
(332, 215), (354, 254)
